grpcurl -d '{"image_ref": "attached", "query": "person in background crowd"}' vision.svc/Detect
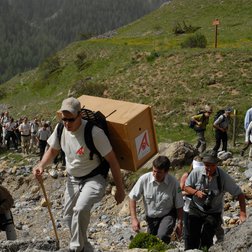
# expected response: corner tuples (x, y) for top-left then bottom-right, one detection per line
(244, 107), (252, 131)
(1, 111), (10, 146)
(36, 123), (51, 160)
(30, 118), (40, 153)
(213, 107), (232, 154)
(33, 97), (125, 252)
(191, 105), (213, 153)
(4, 117), (18, 150)
(19, 117), (31, 154)
(129, 155), (183, 244)
(184, 151), (246, 250)
(14, 119), (22, 147)
(46, 121), (53, 134)
(0, 185), (17, 240)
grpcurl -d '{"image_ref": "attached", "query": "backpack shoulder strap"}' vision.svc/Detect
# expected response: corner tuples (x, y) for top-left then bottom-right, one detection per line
(84, 121), (101, 161)
(56, 122), (64, 146)
(216, 167), (223, 192)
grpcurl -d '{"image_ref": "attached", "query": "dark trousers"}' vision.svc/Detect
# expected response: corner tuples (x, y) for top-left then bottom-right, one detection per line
(213, 129), (228, 152)
(5, 131), (17, 150)
(183, 211), (190, 250)
(187, 203), (222, 250)
(146, 210), (176, 244)
(39, 140), (47, 160)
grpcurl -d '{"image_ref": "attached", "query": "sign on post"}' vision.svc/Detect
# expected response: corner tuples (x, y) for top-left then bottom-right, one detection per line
(212, 18), (220, 48)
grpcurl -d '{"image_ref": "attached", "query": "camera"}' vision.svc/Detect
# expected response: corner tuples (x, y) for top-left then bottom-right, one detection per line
(203, 190), (215, 211)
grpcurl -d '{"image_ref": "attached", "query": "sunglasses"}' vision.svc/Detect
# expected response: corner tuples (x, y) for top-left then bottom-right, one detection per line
(62, 116), (78, 123)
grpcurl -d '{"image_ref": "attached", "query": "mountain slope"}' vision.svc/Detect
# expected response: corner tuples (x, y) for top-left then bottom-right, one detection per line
(1, 0), (252, 145)
(0, 0), (168, 83)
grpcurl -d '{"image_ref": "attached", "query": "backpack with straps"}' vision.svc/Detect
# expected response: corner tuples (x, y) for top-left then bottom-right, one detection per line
(56, 108), (110, 178)
(189, 110), (204, 129)
(214, 109), (225, 123)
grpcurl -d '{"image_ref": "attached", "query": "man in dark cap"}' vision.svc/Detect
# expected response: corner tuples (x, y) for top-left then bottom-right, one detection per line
(184, 151), (246, 250)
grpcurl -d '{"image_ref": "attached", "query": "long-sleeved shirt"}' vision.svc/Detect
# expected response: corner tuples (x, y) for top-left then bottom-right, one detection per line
(244, 108), (252, 131)
(245, 121), (252, 143)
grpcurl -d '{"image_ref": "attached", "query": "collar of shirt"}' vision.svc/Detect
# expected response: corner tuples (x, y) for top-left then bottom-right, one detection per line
(150, 173), (170, 185)
(202, 166), (220, 177)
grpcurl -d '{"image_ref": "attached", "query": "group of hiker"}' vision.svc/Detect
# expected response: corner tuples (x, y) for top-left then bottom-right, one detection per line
(0, 97), (250, 252)
(0, 112), (52, 160)
(190, 105), (233, 155)
(190, 104), (252, 160)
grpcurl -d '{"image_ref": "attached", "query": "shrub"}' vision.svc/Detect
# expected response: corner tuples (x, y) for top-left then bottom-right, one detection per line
(172, 22), (185, 35)
(39, 55), (61, 79)
(75, 51), (92, 71)
(128, 232), (169, 251)
(70, 78), (107, 97)
(172, 21), (201, 35)
(146, 51), (160, 62)
(181, 33), (207, 48)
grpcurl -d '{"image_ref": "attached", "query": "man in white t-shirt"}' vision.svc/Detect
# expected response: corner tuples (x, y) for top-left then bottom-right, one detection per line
(33, 97), (125, 252)
(18, 117), (31, 154)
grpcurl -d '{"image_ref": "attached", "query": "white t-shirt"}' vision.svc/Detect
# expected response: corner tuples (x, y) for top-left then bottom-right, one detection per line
(47, 120), (112, 177)
(19, 123), (31, 136)
(183, 159), (205, 212)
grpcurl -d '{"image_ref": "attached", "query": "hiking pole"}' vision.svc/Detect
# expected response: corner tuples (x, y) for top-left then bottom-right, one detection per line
(37, 176), (60, 249)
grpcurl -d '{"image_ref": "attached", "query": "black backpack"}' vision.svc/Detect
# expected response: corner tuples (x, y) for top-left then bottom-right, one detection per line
(214, 109), (225, 123)
(57, 108), (112, 178)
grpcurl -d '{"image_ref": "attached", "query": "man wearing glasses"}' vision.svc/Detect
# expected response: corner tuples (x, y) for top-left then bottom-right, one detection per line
(33, 97), (125, 252)
(184, 151), (246, 250)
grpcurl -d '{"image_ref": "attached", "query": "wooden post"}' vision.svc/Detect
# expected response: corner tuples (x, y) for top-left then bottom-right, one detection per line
(232, 109), (237, 147)
(212, 19), (220, 48)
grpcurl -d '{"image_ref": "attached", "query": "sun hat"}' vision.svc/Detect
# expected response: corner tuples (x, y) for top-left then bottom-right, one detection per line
(201, 150), (220, 164)
(225, 107), (233, 113)
(58, 97), (81, 115)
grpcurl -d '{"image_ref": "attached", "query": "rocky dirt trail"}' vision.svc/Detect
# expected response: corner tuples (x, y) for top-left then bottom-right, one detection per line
(0, 147), (252, 251)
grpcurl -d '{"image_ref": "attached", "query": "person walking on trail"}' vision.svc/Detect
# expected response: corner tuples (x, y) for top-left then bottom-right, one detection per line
(19, 116), (31, 154)
(180, 155), (205, 250)
(5, 117), (18, 150)
(244, 107), (252, 131)
(36, 122), (51, 160)
(0, 185), (17, 240)
(33, 97), (125, 252)
(240, 120), (252, 159)
(191, 105), (212, 153)
(212, 107), (232, 154)
(129, 155), (183, 244)
(30, 118), (40, 153)
(184, 152), (246, 250)
(180, 155), (224, 250)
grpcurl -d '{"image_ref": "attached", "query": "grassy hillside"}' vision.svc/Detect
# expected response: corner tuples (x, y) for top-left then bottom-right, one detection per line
(1, 0), (252, 149)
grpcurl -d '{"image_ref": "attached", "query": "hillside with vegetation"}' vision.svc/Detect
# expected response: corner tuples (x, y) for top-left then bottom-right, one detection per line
(0, 0), (167, 83)
(1, 0), (252, 148)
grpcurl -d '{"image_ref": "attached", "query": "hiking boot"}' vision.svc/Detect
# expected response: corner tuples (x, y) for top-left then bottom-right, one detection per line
(240, 150), (245, 157)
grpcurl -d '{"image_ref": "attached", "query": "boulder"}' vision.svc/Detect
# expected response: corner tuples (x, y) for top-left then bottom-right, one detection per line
(209, 208), (252, 252)
(217, 151), (232, 161)
(159, 141), (197, 167)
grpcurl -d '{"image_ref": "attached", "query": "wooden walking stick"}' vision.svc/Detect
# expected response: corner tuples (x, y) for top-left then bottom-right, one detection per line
(37, 176), (60, 249)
